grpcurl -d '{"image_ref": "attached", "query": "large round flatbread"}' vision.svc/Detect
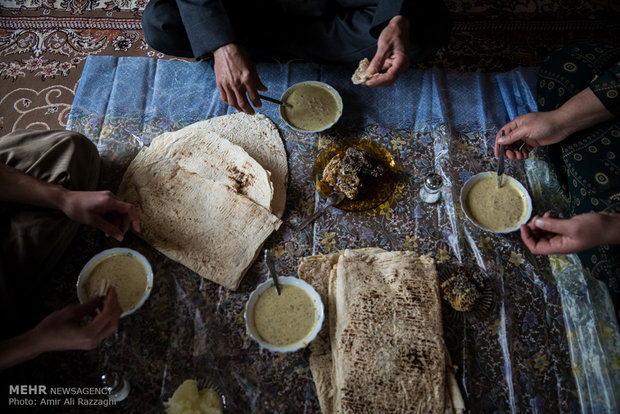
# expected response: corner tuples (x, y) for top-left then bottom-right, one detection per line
(118, 119), (284, 290)
(136, 128), (273, 209)
(184, 113), (287, 218)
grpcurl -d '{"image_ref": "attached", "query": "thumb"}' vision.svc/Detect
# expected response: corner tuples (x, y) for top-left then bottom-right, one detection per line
(74, 294), (104, 317)
(93, 217), (124, 241)
(497, 128), (525, 146)
(533, 216), (570, 235)
(367, 51), (387, 75)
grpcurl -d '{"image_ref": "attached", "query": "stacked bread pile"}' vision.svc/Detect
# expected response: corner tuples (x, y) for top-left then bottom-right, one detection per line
(118, 113), (287, 290)
(298, 248), (464, 413)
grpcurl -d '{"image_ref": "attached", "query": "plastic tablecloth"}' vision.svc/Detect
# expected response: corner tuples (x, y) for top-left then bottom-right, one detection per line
(9, 56), (619, 413)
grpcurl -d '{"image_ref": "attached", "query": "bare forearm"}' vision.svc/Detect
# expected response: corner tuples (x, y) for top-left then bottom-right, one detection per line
(554, 87), (615, 137)
(0, 330), (45, 371)
(0, 163), (68, 210)
(601, 213), (620, 245)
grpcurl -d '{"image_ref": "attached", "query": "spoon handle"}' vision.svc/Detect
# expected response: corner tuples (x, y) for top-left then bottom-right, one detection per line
(296, 206), (332, 231)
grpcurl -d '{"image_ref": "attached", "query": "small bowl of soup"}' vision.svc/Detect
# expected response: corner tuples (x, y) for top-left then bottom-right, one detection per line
(77, 248), (153, 317)
(244, 276), (324, 353)
(280, 81), (343, 133)
(460, 172), (533, 233)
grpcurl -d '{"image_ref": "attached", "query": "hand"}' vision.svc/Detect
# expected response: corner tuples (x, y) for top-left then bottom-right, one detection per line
(495, 111), (569, 160)
(364, 15), (411, 87)
(213, 43), (267, 114)
(60, 190), (140, 241)
(521, 212), (620, 255)
(33, 288), (121, 352)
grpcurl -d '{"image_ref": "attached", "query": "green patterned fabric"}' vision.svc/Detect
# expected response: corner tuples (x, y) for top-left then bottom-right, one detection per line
(537, 44), (620, 311)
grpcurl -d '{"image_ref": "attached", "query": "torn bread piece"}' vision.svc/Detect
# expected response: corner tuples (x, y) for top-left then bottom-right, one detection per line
(351, 58), (381, 85)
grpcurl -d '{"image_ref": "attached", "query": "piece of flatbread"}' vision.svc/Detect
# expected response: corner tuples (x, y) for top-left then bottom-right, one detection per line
(331, 249), (445, 413)
(184, 113), (288, 218)
(301, 249), (449, 413)
(351, 58), (380, 85)
(118, 122), (282, 290)
(137, 128), (273, 210)
(298, 253), (340, 414)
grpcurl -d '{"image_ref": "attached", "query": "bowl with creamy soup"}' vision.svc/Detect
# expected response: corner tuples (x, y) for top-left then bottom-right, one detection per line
(77, 248), (153, 317)
(460, 172), (533, 233)
(244, 276), (324, 353)
(280, 81), (343, 133)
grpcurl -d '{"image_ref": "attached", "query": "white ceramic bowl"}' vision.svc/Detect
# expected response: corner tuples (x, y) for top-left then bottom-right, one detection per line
(76, 248), (154, 318)
(244, 276), (325, 353)
(460, 172), (533, 233)
(279, 81), (343, 133)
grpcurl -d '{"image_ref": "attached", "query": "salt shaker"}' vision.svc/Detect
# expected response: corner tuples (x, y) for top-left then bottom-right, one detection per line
(419, 173), (443, 203)
(101, 372), (130, 402)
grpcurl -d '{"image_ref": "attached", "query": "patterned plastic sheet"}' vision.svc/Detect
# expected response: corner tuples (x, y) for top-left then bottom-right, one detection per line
(57, 56), (620, 412)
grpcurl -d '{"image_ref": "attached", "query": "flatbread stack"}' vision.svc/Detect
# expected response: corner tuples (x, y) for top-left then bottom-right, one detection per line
(298, 249), (465, 413)
(118, 113), (287, 290)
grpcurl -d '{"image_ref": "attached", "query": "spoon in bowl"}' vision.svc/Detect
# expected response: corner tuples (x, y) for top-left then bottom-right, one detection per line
(296, 191), (345, 230)
(258, 94), (292, 108)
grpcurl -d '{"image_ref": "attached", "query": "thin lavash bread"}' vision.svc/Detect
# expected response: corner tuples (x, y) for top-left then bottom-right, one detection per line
(118, 117), (284, 290)
(298, 249), (448, 413)
(332, 250), (446, 413)
(184, 113), (288, 218)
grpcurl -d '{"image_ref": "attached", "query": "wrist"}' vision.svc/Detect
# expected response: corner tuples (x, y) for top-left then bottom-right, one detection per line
(213, 42), (240, 59)
(390, 15), (410, 30)
(51, 185), (72, 214)
(546, 109), (572, 142)
(601, 213), (620, 245)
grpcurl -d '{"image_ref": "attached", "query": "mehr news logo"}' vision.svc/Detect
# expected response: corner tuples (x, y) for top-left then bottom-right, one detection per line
(8, 384), (116, 407)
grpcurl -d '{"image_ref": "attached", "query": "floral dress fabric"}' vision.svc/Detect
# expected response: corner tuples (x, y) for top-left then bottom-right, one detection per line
(537, 44), (620, 310)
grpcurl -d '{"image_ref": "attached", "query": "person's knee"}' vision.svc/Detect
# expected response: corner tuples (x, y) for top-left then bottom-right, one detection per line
(141, 0), (194, 58)
(51, 131), (101, 191)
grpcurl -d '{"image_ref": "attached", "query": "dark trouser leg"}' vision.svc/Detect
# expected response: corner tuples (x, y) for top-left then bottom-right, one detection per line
(141, 0), (452, 63)
(141, 0), (194, 58)
(537, 45), (620, 312)
(0, 130), (101, 336)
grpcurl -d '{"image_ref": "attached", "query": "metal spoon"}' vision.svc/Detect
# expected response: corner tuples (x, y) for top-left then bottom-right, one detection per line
(264, 249), (281, 295)
(258, 94), (292, 108)
(296, 191), (346, 230)
(497, 130), (506, 189)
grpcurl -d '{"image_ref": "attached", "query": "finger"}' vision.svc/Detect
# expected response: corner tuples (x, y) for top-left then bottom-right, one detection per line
(221, 85), (241, 112)
(86, 288), (121, 333)
(365, 70), (396, 87)
(246, 84), (262, 108)
(526, 215), (541, 232)
(217, 83), (227, 104)
(233, 86), (254, 114)
(497, 124), (525, 146)
(74, 294), (105, 317)
(102, 288), (122, 319)
(93, 216), (124, 241)
(505, 149), (518, 160)
(533, 216), (569, 235)
(366, 51), (387, 76)
(256, 76), (267, 92)
(520, 224), (537, 250)
(123, 204), (141, 232)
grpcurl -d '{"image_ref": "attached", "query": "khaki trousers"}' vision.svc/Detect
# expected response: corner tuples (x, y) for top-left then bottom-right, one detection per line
(0, 130), (100, 335)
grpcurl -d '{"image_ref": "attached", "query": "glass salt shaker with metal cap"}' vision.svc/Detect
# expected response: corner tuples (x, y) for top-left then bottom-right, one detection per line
(419, 173), (443, 203)
(101, 371), (130, 402)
